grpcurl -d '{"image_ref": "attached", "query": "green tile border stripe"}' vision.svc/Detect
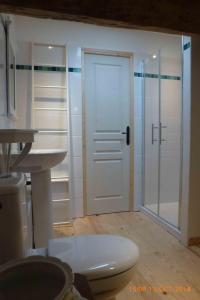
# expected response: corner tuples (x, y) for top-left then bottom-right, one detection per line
(34, 65), (66, 72)
(16, 65), (81, 72)
(134, 72), (181, 80)
(161, 75), (181, 80)
(134, 72), (143, 78)
(68, 67), (81, 73)
(16, 65), (32, 70)
(16, 65), (180, 80)
(183, 42), (191, 51)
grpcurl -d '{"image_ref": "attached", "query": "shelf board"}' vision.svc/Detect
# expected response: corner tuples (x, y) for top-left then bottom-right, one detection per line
(34, 85), (66, 89)
(33, 42), (65, 49)
(38, 130), (68, 133)
(34, 63), (66, 68)
(51, 177), (69, 182)
(52, 198), (70, 202)
(34, 96), (66, 100)
(33, 107), (67, 111)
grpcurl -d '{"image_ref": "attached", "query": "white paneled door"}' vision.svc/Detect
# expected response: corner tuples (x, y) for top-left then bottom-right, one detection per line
(84, 53), (131, 215)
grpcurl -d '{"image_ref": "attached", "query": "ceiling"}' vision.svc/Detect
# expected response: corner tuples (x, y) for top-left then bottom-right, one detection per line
(0, 0), (200, 34)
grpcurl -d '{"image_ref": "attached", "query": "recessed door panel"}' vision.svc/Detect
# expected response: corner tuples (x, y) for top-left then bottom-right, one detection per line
(94, 160), (123, 197)
(95, 64), (122, 131)
(94, 140), (122, 153)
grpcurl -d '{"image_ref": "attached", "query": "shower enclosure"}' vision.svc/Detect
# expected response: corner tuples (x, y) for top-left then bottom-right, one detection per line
(141, 49), (182, 229)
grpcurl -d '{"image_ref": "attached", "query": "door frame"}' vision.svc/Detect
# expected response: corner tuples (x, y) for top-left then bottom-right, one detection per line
(81, 48), (134, 216)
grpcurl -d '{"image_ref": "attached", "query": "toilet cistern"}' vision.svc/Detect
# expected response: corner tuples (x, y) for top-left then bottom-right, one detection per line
(0, 129), (38, 263)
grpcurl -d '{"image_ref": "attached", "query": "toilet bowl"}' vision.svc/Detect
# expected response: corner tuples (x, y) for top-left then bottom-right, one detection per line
(49, 234), (139, 299)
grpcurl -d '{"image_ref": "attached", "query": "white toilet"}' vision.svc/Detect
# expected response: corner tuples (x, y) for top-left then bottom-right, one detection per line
(49, 234), (139, 299)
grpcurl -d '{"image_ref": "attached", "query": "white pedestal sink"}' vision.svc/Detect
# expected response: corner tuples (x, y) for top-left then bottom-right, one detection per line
(12, 149), (67, 248)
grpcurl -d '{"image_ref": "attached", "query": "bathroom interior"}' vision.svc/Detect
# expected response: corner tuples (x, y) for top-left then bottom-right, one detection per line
(1, 11), (200, 300)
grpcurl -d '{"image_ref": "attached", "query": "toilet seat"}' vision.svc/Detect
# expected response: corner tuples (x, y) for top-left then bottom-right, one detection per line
(49, 234), (139, 280)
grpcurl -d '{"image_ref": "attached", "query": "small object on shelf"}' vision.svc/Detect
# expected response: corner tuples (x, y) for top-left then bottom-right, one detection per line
(0, 129), (37, 177)
(0, 129), (37, 143)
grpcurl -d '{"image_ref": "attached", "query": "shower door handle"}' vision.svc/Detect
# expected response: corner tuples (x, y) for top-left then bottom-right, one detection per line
(160, 123), (167, 144)
(151, 124), (158, 145)
(122, 126), (130, 145)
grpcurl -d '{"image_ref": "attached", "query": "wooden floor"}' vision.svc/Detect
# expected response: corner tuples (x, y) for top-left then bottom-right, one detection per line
(53, 212), (200, 300)
(190, 244), (200, 258)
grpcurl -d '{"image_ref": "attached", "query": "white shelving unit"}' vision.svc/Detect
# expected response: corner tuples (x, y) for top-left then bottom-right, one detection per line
(31, 43), (71, 224)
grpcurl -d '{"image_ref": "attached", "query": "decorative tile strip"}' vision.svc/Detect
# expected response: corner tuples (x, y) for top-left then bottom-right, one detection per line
(68, 67), (81, 73)
(34, 65), (66, 72)
(16, 65), (81, 72)
(16, 65), (32, 70)
(16, 65), (180, 80)
(134, 72), (181, 80)
(183, 42), (191, 51)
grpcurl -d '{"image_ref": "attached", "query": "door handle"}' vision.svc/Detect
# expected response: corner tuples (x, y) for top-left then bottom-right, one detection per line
(159, 122), (167, 144)
(122, 126), (130, 145)
(152, 124), (158, 145)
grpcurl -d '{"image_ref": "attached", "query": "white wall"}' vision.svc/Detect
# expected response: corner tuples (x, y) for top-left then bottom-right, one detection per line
(15, 41), (32, 129)
(180, 35), (200, 245)
(13, 15), (182, 219)
(15, 16), (181, 58)
(187, 35), (200, 242)
(68, 47), (83, 217)
(0, 14), (17, 129)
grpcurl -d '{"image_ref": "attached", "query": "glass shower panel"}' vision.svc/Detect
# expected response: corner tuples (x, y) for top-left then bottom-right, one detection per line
(159, 49), (182, 227)
(143, 52), (160, 214)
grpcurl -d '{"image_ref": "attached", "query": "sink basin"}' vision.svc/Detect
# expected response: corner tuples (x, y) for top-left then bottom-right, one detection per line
(12, 149), (67, 173)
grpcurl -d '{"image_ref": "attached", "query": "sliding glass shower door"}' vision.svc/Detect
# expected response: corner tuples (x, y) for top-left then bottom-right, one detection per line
(159, 56), (182, 227)
(143, 52), (160, 215)
(143, 49), (182, 229)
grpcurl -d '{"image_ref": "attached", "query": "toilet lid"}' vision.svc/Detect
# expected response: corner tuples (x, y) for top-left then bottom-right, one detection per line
(49, 235), (139, 280)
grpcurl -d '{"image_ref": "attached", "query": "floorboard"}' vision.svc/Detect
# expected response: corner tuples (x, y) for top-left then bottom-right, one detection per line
(53, 212), (200, 300)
